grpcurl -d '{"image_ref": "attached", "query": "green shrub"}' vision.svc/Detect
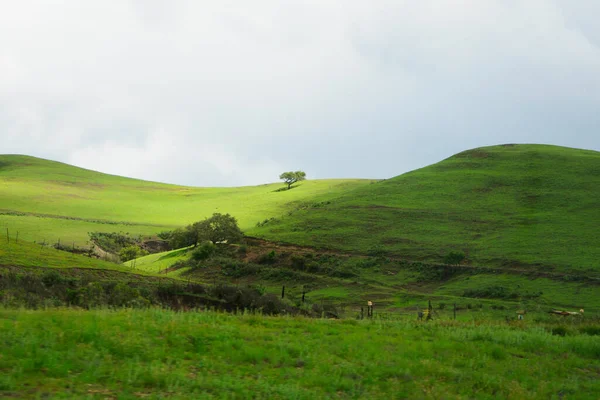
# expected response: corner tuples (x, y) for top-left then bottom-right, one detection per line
(550, 326), (570, 337)
(290, 255), (306, 270)
(257, 251), (276, 265)
(444, 251), (465, 265)
(579, 326), (600, 336)
(157, 231), (172, 240)
(89, 232), (137, 253)
(41, 271), (64, 287)
(192, 241), (216, 261)
(119, 245), (148, 262)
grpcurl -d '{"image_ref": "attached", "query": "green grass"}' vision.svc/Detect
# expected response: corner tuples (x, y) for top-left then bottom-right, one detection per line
(1, 308), (599, 399)
(124, 247), (192, 276)
(137, 242), (598, 315)
(252, 144), (600, 271)
(0, 213), (161, 247)
(3, 145), (598, 272)
(435, 274), (600, 311)
(0, 238), (172, 278)
(0, 154), (369, 246)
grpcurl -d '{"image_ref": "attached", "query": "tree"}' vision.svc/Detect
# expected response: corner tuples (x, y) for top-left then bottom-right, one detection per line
(168, 213), (243, 249)
(191, 241), (216, 261)
(279, 171), (306, 190)
(119, 245), (148, 262)
(169, 226), (198, 249)
(197, 213), (243, 245)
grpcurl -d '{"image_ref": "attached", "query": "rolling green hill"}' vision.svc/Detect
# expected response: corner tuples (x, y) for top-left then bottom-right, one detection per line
(0, 155), (370, 246)
(251, 144), (600, 271)
(2, 144), (599, 272)
(2, 147), (600, 399)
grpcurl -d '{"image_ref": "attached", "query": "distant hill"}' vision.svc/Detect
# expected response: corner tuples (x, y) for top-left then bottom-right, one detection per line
(250, 144), (600, 271)
(0, 154), (369, 245)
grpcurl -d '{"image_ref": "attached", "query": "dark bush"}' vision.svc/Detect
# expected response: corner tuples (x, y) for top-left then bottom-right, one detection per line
(192, 241), (216, 261)
(157, 231), (172, 240)
(257, 251), (277, 265)
(290, 255), (306, 271)
(41, 271), (64, 287)
(444, 251), (466, 265)
(89, 232), (137, 253)
(550, 326), (570, 337)
(579, 325), (600, 336)
(221, 260), (261, 278)
(254, 294), (286, 315)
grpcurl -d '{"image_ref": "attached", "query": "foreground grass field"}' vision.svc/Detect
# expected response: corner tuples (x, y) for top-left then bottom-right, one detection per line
(0, 154), (369, 246)
(253, 144), (600, 271)
(1, 308), (599, 399)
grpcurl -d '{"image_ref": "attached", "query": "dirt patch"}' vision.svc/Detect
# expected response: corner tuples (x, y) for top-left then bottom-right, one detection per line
(141, 239), (170, 253)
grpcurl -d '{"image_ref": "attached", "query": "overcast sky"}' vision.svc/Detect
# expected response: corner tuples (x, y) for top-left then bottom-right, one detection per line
(2, 1), (599, 186)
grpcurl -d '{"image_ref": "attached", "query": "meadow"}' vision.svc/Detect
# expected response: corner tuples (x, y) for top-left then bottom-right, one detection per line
(0, 154), (369, 246)
(2, 145), (599, 272)
(123, 240), (600, 314)
(253, 145), (600, 271)
(1, 308), (599, 399)
(1, 145), (599, 398)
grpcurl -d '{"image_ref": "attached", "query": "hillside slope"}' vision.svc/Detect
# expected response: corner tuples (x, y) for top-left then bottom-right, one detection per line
(0, 155), (370, 245)
(251, 144), (600, 271)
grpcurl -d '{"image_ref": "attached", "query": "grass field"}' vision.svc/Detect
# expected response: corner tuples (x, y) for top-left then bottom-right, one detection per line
(252, 144), (600, 271)
(0, 154), (369, 246)
(124, 247), (192, 276)
(2, 145), (598, 272)
(129, 241), (600, 314)
(1, 308), (599, 399)
(1, 145), (599, 399)
(0, 238), (172, 278)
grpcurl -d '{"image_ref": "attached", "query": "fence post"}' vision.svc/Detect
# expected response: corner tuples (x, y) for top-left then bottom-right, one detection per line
(281, 285), (285, 299)
(6, 228), (9, 244)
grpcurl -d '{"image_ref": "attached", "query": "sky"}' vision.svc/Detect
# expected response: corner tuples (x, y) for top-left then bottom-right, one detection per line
(1, 0), (599, 186)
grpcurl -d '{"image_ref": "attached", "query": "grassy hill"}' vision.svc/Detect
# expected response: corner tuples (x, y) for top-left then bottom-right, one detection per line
(2, 145), (599, 272)
(2, 147), (600, 399)
(0, 155), (370, 246)
(251, 144), (600, 271)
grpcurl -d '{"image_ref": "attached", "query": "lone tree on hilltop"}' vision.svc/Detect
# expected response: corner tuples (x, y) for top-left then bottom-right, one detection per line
(279, 171), (306, 190)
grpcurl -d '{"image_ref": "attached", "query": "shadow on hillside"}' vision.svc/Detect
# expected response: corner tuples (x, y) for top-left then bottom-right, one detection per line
(272, 184), (302, 193)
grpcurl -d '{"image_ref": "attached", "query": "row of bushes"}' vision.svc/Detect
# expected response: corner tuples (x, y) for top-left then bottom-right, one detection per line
(463, 285), (543, 300)
(178, 245), (465, 282)
(0, 270), (293, 315)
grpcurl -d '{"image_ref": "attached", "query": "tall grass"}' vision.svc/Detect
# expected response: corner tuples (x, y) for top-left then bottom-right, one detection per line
(1, 308), (598, 399)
